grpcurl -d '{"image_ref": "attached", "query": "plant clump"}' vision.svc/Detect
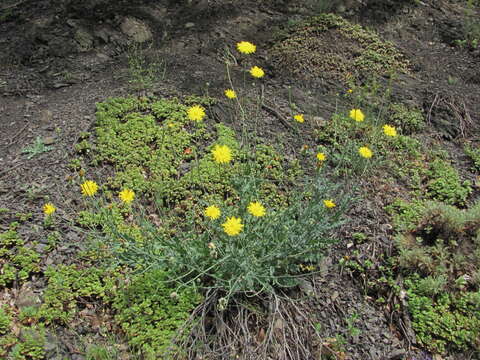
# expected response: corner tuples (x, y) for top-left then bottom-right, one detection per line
(270, 13), (410, 83)
(393, 201), (480, 354)
(425, 159), (472, 206)
(0, 223), (41, 287)
(111, 269), (202, 359)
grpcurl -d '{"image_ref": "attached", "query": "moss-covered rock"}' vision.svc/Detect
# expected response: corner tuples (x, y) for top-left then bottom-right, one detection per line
(271, 13), (410, 82)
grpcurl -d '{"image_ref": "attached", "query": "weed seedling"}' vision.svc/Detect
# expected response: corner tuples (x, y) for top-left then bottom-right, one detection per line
(22, 137), (54, 159)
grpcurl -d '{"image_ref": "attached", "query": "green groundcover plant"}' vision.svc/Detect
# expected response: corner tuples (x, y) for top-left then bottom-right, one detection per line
(103, 173), (349, 301)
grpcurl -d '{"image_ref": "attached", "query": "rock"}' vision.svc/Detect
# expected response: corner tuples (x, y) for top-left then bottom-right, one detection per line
(74, 28), (94, 51)
(120, 17), (152, 43)
(43, 136), (55, 145)
(185, 22), (195, 29)
(39, 109), (53, 124)
(94, 27), (110, 43)
(16, 288), (41, 309)
(389, 349), (406, 360)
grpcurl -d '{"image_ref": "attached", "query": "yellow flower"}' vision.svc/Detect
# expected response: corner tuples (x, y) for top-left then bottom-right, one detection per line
(81, 180), (98, 197)
(383, 124), (397, 137)
(349, 109), (365, 122)
(187, 105), (206, 122)
(247, 201), (266, 217)
(294, 114), (305, 123)
(205, 205), (221, 220)
(224, 89), (236, 99)
(236, 41), (256, 54)
(212, 144), (232, 164)
(222, 216), (244, 236)
(316, 152), (327, 161)
(323, 199), (336, 208)
(119, 189), (135, 204)
(358, 146), (373, 158)
(249, 66), (265, 78)
(43, 203), (56, 215)
(347, 89), (353, 93)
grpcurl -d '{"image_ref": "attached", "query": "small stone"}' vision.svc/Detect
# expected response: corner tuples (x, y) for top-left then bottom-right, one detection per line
(39, 109), (53, 124)
(16, 289), (41, 309)
(185, 22), (195, 29)
(120, 17), (152, 43)
(388, 349), (406, 360)
(43, 136), (55, 145)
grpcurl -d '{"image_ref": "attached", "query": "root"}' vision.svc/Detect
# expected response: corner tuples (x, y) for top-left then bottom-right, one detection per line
(173, 290), (326, 360)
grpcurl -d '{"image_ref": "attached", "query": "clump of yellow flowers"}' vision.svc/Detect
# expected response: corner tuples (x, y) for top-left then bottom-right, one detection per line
(247, 201), (266, 217)
(43, 203), (56, 215)
(358, 146), (373, 159)
(187, 105), (206, 122)
(349, 109), (365, 122)
(81, 180), (98, 197)
(294, 114), (305, 123)
(212, 145), (232, 164)
(205, 205), (221, 220)
(316, 152), (327, 162)
(323, 199), (336, 208)
(222, 216), (244, 236)
(383, 124), (397, 137)
(236, 41), (256, 54)
(224, 89), (236, 99)
(249, 66), (265, 78)
(119, 189), (135, 204)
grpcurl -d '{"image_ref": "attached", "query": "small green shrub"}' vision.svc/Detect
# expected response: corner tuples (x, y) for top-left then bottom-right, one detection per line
(112, 269), (201, 359)
(38, 265), (116, 324)
(0, 224), (41, 287)
(9, 325), (46, 360)
(464, 144), (480, 171)
(388, 103), (425, 134)
(426, 159), (472, 205)
(406, 282), (480, 354)
(108, 174), (349, 298)
(86, 344), (118, 360)
(0, 306), (12, 335)
(392, 201), (480, 353)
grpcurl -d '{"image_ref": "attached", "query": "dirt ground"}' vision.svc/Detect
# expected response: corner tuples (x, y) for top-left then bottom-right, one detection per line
(1, 0), (479, 359)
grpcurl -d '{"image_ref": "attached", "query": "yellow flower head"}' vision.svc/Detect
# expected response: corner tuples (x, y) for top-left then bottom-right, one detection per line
(323, 199), (336, 208)
(349, 109), (365, 122)
(119, 189), (135, 204)
(294, 114), (305, 123)
(358, 146), (373, 159)
(247, 201), (266, 217)
(81, 180), (98, 197)
(187, 105), (206, 122)
(249, 66), (265, 78)
(43, 203), (56, 215)
(212, 144), (232, 164)
(205, 205), (221, 220)
(347, 89), (353, 93)
(224, 89), (236, 99)
(222, 216), (244, 236)
(383, 124), (397, 137)
(236, 41), (256, 54)
(316, 152), (327, 161)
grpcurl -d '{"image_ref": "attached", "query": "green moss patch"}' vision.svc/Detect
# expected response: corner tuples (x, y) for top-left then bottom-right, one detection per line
(392, 201), (480, 353)
(93, 96), (303, 210)
(271, 13), (410, 82)
(0, 223), (41, 288)
(112, 269), (202, 359)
